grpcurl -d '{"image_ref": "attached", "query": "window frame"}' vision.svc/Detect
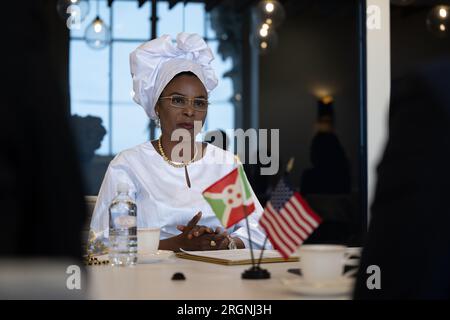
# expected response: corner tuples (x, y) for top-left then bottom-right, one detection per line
(70, 0), (234, 156)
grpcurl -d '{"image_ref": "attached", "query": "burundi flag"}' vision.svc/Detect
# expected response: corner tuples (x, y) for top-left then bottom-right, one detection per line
(203, 165), (255, 228)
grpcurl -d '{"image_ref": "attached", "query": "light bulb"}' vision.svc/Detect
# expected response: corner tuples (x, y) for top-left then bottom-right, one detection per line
(251, 29), (278, 55)
(85, 16), (111, 50)
(265, 2), (274, 13)
(426, 5), (450, 38)
(259, 27), (269, 37)
(256, 1), (285, 28)
(56, 0), (90, 22)
(94, 21), (103, 33)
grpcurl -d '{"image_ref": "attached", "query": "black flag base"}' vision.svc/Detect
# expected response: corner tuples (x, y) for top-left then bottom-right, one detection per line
(241, 266), (271, 279)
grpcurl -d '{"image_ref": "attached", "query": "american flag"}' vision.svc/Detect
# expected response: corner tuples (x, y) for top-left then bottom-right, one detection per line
(259, 176), (322, 258)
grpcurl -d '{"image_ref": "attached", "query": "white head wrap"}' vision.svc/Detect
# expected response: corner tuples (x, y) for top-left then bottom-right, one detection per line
(129, 32), (218, 120)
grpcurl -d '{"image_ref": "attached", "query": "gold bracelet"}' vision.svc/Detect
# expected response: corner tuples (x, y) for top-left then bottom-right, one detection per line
(84, 255), (109, 266)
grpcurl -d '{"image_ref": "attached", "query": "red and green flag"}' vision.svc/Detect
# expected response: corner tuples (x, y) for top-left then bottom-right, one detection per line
(202, 165), (255, 228)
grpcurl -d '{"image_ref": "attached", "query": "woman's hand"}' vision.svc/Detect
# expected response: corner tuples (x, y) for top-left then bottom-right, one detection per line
(177, 220), (245, 250)
(176, 214), (216, 240)
(158, 212), (245, 251)
(176, 212), (228, 250)
(214, 231), (246, 250)
(158, 212), (216, 251)
(159, 212), (224, 251)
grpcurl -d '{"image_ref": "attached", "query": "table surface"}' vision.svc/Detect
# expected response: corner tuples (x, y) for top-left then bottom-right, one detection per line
(86, 255), (352, 300)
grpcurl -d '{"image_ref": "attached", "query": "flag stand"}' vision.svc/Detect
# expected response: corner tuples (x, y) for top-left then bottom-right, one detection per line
(202, 163), (271, 279)
(242, 235), (271, 279)
(241, 265), (271, 279)
(242, 157), (296, 279)
(241, 206), (271, 279)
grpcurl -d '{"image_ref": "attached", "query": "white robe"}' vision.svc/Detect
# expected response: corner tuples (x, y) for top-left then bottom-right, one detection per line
(89, 141), (270, 250)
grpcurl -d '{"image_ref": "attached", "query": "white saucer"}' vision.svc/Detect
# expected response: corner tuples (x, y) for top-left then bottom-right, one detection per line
(281, 276), (355, 297)
(138, 250), (174, 263)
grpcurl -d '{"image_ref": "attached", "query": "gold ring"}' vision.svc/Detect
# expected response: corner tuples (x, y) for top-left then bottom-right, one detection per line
(210, 240), (216, 247)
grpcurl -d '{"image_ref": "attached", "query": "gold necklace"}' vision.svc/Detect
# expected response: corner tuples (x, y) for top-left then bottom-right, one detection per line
(157, 137), (199, 167)
(157, 137), (199, 188)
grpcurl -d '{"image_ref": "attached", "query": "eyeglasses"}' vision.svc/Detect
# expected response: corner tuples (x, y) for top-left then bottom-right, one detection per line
(159, 94), (209, 112)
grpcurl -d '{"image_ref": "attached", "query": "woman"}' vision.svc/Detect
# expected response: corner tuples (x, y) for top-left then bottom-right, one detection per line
(89, 33), (269, 253)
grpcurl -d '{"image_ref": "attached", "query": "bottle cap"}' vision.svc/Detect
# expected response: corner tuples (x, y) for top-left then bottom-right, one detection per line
(117, 182), (129, 194)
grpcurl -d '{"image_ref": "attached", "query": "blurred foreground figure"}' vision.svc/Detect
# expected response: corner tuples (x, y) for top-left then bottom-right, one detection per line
(354, 59), (450, 299)
(0, 1), (87, 298)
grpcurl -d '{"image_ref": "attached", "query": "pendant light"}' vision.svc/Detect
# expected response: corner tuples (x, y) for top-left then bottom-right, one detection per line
(426, 5), (450, 38)
(57, 0), (90, 23)
(85, 0), (111, 50)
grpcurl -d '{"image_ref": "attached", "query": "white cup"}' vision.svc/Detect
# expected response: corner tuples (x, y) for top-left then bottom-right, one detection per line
(298, 245), (361, 284)
(137, 228), (160, 255)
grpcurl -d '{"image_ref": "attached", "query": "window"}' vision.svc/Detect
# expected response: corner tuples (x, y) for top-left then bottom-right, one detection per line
(70, 0), (236, 156)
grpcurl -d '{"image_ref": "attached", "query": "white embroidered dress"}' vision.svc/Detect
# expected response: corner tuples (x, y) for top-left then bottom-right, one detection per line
(89, 141), (270, 252)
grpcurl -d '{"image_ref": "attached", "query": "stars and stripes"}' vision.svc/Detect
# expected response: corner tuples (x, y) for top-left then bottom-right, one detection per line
(259, 176), (322, 258)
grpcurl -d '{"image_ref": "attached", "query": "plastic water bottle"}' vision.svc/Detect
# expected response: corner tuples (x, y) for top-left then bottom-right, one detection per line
(108, 182), (137, 266)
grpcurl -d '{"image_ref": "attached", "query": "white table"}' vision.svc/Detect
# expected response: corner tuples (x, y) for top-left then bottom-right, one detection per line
(86, 256), (352, 300)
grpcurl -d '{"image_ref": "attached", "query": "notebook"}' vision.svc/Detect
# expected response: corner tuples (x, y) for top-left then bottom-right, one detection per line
(176, 249), (299, 265)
